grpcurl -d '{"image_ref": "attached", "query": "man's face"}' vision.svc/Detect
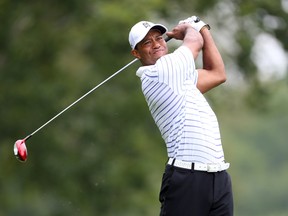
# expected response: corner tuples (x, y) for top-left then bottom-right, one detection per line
(131, 29), (168, 66)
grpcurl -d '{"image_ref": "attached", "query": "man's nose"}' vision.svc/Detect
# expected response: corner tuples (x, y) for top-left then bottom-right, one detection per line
(152, 39), (160, 48)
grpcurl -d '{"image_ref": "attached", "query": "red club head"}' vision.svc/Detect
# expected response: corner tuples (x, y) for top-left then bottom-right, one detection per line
(14, 139), (28, 162)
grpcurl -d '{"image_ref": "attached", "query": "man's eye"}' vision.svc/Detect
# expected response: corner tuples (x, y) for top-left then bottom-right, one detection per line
(157, 36), (163, 41)
(143, 40), (151, 46)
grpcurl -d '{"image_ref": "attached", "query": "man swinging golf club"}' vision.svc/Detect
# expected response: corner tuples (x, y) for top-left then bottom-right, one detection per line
(129, 16), (233, 215)
(13, 14), (233, 215)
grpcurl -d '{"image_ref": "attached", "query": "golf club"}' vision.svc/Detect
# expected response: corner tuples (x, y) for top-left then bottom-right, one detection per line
(14, 36), (172, 162)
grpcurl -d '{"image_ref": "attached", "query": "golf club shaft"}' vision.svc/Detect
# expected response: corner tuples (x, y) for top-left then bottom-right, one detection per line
(25, 37), (172, 141)
(25, 58), (138, 141)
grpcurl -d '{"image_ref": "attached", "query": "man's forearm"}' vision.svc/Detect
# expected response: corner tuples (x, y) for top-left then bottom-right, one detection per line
(196, 28), (226, 94)
(201, 28), (225, 75)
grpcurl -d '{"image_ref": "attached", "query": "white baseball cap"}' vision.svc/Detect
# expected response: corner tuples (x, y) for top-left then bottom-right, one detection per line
(128, 21), (167, 49)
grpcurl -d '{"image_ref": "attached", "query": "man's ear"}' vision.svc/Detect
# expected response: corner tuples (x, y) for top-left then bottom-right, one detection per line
(131, 49), (141, 59)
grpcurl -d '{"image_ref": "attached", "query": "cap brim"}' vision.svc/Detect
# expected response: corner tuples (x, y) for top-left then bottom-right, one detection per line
(151, 25), (167, 35)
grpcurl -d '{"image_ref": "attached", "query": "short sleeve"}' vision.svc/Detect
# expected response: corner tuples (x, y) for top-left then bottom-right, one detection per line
(156, 46), (198, 94)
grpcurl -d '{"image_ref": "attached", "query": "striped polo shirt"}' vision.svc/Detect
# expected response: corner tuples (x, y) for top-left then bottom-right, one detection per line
(136, 46), (225, 164)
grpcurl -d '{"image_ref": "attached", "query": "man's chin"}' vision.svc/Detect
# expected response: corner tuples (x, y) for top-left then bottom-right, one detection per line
(144, 52), (167, 65)
(154, 52), (166, 60)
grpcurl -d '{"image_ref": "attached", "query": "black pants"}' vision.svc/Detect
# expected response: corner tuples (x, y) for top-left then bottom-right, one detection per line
(159, 165), (233, 216)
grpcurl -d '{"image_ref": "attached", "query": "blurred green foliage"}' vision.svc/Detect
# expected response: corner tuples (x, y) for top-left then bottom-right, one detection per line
(1, 0), (287, 215)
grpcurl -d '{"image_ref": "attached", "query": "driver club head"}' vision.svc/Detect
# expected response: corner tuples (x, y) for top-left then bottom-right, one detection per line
(14, 139), (28, 162)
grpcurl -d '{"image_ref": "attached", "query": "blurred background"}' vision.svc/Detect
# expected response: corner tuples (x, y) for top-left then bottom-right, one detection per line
(1, 0), (287, 215)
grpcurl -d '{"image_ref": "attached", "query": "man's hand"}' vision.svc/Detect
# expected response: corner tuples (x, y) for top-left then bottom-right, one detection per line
(166, 23), (196, 40)
(166, 23), (203, 59)
(179, 16), (210, 32)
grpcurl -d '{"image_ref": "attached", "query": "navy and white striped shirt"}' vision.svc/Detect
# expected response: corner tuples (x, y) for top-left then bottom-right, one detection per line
(136, 46), (225, 164)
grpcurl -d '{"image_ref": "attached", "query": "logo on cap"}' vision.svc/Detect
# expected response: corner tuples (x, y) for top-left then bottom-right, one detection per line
(142, 22), (151, 28)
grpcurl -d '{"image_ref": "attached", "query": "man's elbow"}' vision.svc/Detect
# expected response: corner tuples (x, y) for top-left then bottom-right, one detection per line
(218, 68), (227, 84)
(219, 73), (227, 84)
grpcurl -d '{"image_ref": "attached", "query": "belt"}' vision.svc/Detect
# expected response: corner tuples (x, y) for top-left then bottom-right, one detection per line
(167, 158), (230, 172)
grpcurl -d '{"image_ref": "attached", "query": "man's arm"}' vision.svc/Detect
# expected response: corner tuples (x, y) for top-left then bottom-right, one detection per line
(166, 19), (226, 94)
(196, 27), (226, 94)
